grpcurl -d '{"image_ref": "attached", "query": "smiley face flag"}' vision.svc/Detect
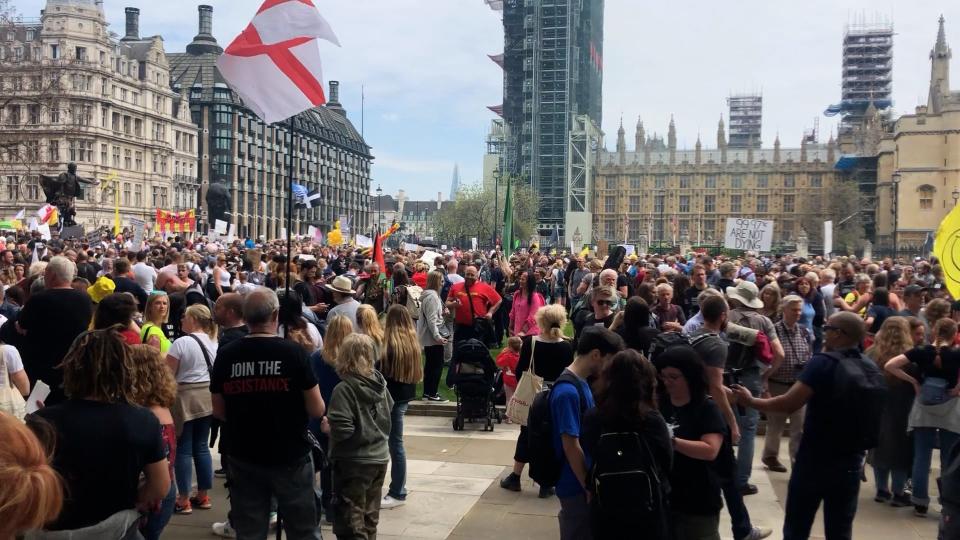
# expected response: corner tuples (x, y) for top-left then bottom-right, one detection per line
(934, 204), (960, 300)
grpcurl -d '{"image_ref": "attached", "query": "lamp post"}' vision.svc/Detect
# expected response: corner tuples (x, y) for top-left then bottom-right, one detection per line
(892, 171), (901, 259)
(953, 188), (959, 207)
(376, 184), (383, 232)
(492, 168), (501, 248)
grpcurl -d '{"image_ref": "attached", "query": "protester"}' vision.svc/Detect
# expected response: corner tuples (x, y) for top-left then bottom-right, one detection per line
(142, 292), (174, 352)
(509, 270), (546, 336)
(213, 292), (247, 349)
(417, 270), (449, 402)
(573, 285), (618, 345)
(380, 305), (423, 510)
(496, 336), (522, 405)
(279, 290), (322, 352)
(357, 303), (385, 358)
(326, 274), (361, 329)
(0, 411), (63, 539)
(93, 292), (141, 344)
(446, 263), (502, 345)
(324, 333), (392, 540)
(211, 287), (325, 539)
(765, 295), (812, 471)
(611, 296), (659, 354)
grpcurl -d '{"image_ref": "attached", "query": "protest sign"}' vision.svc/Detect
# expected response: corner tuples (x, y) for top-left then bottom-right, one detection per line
(131, 218), (145, 251)
(420, 250), (442, 264)
(355, 234), (373, 248)
(824, 220), (833, 256)
(215, 219), (228, 234)
(404, 243), (419, 252)
(724, 218), (774, 252)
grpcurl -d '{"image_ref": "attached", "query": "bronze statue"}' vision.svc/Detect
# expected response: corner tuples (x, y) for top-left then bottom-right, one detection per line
(205, 180), (231, 226)
(39, 162), (98, 228)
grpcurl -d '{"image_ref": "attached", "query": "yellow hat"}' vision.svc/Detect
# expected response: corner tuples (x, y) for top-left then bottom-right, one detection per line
(87, 276), (115, 304)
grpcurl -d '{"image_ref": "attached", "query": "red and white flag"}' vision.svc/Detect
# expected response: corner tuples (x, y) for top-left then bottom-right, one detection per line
(217, 0), (340, 124)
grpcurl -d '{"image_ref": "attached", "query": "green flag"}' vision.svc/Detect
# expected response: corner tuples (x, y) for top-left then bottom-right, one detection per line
(502, 178), (513, 251)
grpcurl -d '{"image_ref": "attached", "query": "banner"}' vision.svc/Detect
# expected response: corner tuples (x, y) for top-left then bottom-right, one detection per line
(339, 215), (351, 235)
(823, 220), (833, 256)
(355, 234), (373, 248)
(156, 209), (196, 234)
(130, 218), (145, 251)
(724, 218), (774, 252)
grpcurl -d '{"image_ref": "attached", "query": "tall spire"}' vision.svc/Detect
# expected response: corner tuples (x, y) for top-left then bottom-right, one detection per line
(667, 116), (677, 165)
(773, 133), (781, 163)
(695, 134), (702, 165)
(635, 116), (645, 151)
(929, 15), (953, 114)
(616, 118), (626, 164)
(716, 116), (726, 149)
(449, 164), (461, 200)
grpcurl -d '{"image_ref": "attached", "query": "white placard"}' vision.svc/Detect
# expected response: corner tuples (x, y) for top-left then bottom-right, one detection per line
(420, 250), (442, 264)
(308, 226), (318, 240)
(37, 223), (51, 240)
(26, 380), (50, 413)
(404, 243), (419, 252)
(824, 220), (833, 257)
(28, 217), (38, 231)
(215, 219), (228, 234)
(280, 227), (287, 240)
(131, 218), (145, 251)
(441, 245), (448, 251)
(622, 244), (636, 256)
(471, 237), (478, 251)
(225, 224), (237, 244)
(355, 234), (373, 248)
(724, 218), (774, 252)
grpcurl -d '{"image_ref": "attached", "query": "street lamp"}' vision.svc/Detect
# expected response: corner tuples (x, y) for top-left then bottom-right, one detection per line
(892, 171), (901, 259)
(376, 184), (383, 232)
(952, 187), (959, 207)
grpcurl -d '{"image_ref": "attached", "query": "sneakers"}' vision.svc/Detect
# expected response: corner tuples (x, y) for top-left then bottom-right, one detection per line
(499, 472), (521, 492)
(890, 493), (912, 507)
(190, 494), (212, 510)
(381, 495), (406, 509)
(738, 483), (759, 496)
(537, 486), (555, 499)
(423, 394), (449, 403)
(761, 456), (788, 473)
(211, 520), (236, 538)
(174, 500), (192, 515)
(914, 504), (928, 517)
(874, 490), (892, 503)
(739, 526), (773, 540)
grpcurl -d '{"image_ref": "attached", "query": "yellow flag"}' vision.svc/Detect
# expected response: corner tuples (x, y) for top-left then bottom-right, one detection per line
(934, 204), (960, 300)
(579, 246), (590, 258)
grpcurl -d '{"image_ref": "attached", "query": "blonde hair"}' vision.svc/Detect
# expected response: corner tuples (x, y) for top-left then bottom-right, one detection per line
(356, 304), (384, 350)
(867, 316), (913, 374)
(322, 315), (353, 367)
(335, 333), (376, 378)
(426, 270), (444, 292)
(128, 345), (177, 408)
(145, 293), (170, 324)
(536, 304), (568, 340)
(185, 304), (219, 341)
(381, 305), (423, 384)
(0, 412), (63, 539)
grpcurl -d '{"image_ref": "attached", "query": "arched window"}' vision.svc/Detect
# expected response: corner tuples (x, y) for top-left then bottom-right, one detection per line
(918, 184), (936, 210)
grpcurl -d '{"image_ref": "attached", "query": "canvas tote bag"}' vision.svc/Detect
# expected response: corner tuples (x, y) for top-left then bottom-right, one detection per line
(0, 350), (26, 421)
(506, 337), (544, 425)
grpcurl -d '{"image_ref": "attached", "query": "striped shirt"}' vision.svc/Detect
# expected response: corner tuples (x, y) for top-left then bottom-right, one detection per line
(772, 320), (811, 383)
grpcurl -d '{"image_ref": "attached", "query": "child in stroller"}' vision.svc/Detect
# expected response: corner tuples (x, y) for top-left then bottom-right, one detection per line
(446, 338), (502, 431)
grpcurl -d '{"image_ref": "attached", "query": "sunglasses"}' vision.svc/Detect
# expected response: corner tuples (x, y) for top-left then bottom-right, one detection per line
(822, 325), (845, 334)
(595, 299), (615, 307)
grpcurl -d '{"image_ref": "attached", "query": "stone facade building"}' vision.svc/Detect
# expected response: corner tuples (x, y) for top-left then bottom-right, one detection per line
(594, 117), (839, 249)
(875, 17), (960, 255)
(168, 5), (372, 240)
(0, 0), (198, 231)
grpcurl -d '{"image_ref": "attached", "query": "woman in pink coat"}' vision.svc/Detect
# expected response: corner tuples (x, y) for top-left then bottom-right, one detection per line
(509, 271), (545, 337)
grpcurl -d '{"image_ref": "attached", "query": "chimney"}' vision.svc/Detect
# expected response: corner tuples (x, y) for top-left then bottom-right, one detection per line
(186, 5), (223, 55)
(123, 8), (139, 41)
(326, 81), (346, 116)
(198, 5), (213, 36)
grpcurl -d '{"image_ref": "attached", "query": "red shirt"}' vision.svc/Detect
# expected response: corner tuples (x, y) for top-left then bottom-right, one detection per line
(449, 280), (502, 326)
(412, 272), (427, 288)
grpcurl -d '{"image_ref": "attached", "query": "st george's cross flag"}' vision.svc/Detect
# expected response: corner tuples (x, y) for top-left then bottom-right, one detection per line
(217, 0), (341, 124)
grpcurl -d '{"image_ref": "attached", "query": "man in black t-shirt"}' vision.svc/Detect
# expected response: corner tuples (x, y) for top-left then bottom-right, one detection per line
(214, 293), (248, 350)
(211, 288), (326, 539)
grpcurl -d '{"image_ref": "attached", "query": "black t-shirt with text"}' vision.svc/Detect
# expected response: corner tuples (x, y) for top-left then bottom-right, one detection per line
(210, 336), (318, 465)
(36, 399), (164, 530)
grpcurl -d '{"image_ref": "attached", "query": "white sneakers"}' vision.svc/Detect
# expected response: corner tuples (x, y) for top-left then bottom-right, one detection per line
(380, 495), (405, 509)
(211, 513), (278, 538)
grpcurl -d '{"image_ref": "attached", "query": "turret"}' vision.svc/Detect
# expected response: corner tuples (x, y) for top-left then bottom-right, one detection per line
(635, 117), (645, 151)
(668, 116), (677, 164)
(773, 134), (781, 163)
(717, 116), (727, 163)
(695, 135), (702, 165)
(616, 119), (626, 165)
(928, 15), (952, 114)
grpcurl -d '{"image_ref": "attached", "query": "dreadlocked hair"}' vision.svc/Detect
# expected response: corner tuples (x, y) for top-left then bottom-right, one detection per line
(60, 325), (137, 404)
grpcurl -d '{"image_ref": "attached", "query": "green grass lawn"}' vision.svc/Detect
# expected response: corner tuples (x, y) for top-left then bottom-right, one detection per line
(415, 321), (575, 402)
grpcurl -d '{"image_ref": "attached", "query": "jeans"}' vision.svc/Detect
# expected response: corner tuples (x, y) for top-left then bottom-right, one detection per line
(387, 401), (409, 500)
(735, 368), (762, 487)
(423, 344), (444, 397)
(229, 454), (321, 540)
(873, 466), (908, 496)
(332, 460), (387, 540)
(558, 495), (592, 540)
(763, 381), (805, 464)
(722, 476), (753, 540)
(783, 455), (861, 540)
(141, 480), (176, 540)
(912, 427), (960, 506)
(176, 416), (214, 497)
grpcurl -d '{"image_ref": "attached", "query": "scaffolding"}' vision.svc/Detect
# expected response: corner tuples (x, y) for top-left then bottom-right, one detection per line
(727, 94), (762, 148)
(825, 20), (893, 132)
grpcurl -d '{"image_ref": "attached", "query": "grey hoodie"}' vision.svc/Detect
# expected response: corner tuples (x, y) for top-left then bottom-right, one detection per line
(327, 370), (393, 463)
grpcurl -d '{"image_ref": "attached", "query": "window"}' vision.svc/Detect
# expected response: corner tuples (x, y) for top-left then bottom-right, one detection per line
(134, 119), (142, 137)
(704, 194), (716, 213)
(134, 183), (142, 207)
(28, 105), (40, 124)
(5, 176), (17, 200)
(731, 194), (742, 213)
(757, 174), (768, 188)
(782, 220), (794, 240)
(919, 186), (936, 210)
(112, 146), (120, 167)
(680, 175), (691, 189)
(48, 140), (59, 162)
(124, 149), (132, 170)
(112, 112), (120, 131)
(731, 175), (743, 188)
(703, 219), (715, 236)
(123, 182), (130, 206)
(152, 153), (159, 173)
(757, 195), (768, 212)
(50, 44), (59, 59)
(655, 175), (666, 189)
(809, 174), (822, 188)
(605, 196), (615, 213)
(654, 195), (664, 213)
(26, 30), (34, 41)
(679, 195), (690, 212)
(50, 105), (60, 124)
(100, 143), (107, 164)
(784, 194), (795, 212)
(604, 220), (615, 239)
(134, 151), (143, 172)
(629, 196), (640, 213)
(630, 176), (641, 189)
(606, 177), (617, 189)
(784, 174), (795, 188)
(75, 46), (87, 61)
(6, 105), (20, 125)
(705, 175), (717, 188)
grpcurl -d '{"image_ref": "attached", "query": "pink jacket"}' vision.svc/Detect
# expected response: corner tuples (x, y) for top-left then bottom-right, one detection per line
(510, 291), (545, 336)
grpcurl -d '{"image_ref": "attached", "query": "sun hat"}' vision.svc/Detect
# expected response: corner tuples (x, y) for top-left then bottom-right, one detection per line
(726, 280), (764, 309)
(325, 274), (356, 295)
(87, 276), (116, 304)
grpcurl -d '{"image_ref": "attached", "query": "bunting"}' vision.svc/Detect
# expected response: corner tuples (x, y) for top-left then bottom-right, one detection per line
(156, 209), (197, 234)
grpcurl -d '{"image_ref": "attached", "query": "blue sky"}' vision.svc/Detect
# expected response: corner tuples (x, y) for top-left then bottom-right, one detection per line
(13, 1), (960, 201)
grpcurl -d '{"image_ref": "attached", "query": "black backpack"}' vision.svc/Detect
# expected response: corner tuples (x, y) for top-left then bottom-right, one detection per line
(824, 350), (887, 452)
(589, 430), (669, 540)
(527, 371), (588, 488)
(939, 436), (960, 506)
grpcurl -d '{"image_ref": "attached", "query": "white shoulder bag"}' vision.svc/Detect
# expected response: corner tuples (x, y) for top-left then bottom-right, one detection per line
(505, 337), (544, 425)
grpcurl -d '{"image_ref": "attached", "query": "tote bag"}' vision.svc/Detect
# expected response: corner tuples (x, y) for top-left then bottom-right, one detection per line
(506, 337), (544, 425)
(0, 351), (26, 421)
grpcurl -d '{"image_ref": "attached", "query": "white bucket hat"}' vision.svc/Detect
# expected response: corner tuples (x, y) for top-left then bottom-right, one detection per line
(726, 281), (764, 309)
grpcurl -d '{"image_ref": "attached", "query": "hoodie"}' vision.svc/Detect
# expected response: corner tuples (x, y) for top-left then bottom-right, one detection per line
(327, 370), (393, 463)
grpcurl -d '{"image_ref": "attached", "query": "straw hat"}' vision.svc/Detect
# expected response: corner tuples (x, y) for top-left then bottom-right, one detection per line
(325, 275), (356, 295)
(726, 281), (764, 309)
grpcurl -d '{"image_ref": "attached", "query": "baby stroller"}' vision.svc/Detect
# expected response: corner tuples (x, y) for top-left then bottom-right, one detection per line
(446, 338), (502, 431)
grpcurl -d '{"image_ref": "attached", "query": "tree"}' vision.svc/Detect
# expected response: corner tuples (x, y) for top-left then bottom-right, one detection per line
(433, 181), (539, 248)
(799, 179), (866, 255)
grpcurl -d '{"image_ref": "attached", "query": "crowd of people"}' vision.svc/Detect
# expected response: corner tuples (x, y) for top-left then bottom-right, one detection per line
(0, 226), (957, 540)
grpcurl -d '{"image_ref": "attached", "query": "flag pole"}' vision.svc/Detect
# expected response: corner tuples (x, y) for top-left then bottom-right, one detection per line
(284, 115), (296, 298)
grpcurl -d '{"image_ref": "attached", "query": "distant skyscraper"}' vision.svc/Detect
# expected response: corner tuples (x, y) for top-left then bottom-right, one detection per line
(825, 19), (893, 133)
(487, 0), (604, 237)
(727, 94), (762, 148)
(449, 163), (461, 200)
